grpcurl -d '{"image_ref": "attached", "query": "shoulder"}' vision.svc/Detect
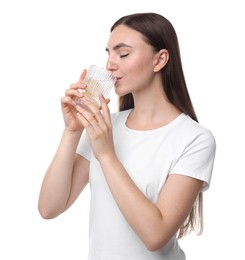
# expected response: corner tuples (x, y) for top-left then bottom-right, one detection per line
(169, 114), (216, 152)
(111, 109), (132, 124)
(178, 114), (216, 151)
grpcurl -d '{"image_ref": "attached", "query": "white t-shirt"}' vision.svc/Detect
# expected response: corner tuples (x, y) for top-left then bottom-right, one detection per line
(76, 110), (216, 260)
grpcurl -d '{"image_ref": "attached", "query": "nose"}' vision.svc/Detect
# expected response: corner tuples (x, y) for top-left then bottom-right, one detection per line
(106, 56), (118, 71)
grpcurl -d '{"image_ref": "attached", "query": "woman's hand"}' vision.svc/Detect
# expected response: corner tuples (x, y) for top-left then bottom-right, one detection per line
(75, 95), (115, 162)
(61, 70), (87, 133)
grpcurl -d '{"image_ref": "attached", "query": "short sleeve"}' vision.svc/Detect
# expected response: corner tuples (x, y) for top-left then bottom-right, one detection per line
(76, 130), (92, 161)
(170, 130), (216, 191)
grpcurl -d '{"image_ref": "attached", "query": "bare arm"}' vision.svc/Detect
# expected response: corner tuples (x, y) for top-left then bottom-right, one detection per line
(38, 70), (90, 219)
(76, 96), (203, 251)
(99, 156), (202, 251)
(38, 130), (89, 219)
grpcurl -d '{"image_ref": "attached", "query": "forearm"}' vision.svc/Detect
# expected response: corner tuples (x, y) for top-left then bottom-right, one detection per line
(100, 156), (167, 250)
(38, 129), (82, 218)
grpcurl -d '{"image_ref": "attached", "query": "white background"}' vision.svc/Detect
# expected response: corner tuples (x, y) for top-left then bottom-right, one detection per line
(0, 0), (244, 259)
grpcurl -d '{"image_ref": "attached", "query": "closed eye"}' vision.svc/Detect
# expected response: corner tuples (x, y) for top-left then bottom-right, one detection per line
(120, 53), (129, 58)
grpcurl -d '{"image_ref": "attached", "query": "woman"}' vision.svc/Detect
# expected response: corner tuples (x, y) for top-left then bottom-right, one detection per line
(38, 12), (216, 260)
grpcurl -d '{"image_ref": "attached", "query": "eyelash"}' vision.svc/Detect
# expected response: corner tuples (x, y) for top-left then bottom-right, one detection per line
(120, 54), (129, 58)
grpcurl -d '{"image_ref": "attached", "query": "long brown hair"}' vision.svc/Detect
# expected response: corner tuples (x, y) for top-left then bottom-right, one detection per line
(111, 12), (203, 239)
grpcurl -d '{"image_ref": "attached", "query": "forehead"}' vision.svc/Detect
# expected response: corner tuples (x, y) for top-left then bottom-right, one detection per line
(106, 24), (147, 50)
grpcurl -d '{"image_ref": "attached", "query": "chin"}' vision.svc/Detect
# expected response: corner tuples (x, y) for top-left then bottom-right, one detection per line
(115, 88), (131, 97)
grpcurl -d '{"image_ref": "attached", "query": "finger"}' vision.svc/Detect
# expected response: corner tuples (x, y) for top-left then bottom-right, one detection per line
(65, 88), (84, 103)
(69, 69), (87, 90)
(76, 99), (106, 129)
(99, 95), (111, 124)
(69, 82), (87, 90)
(98, 98), (110, 110)
(77, 114), (96, 136)
(61, 96), (73, 108)
(61, 96), (77, 114)
(79, 95), (109, 114)
(76, 106), (97, 135)
(78, 69), (87, 83)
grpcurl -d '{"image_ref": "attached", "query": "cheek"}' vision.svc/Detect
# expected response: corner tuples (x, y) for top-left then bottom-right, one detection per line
(130, 54), (154, 76)
(129, 58), (154, 84)
(116, 54), (155, 95)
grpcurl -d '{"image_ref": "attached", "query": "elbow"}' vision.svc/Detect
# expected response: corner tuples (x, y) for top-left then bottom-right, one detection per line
(38, 211), (52, 220)
(38, 207), (53, 219)
(145, 241), (164, 252)
(38, 203), (59, 220)
(144, 234), (169, 252)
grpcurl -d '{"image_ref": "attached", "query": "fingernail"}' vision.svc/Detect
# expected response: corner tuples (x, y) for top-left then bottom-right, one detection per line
(78, 89), (86, 97)
(78, 88), (86, 93)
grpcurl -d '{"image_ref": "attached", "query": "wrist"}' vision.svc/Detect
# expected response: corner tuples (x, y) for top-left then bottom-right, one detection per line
(99, 152), (118, 166)
(63, 128), (83, 139)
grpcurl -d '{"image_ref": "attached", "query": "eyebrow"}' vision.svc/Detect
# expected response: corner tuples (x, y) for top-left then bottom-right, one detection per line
(105, 43), (133, 52)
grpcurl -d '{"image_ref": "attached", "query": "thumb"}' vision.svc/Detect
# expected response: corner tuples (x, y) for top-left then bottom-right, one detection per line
(105, 98), (110, 105)
(78, 69), (87, 83)
(99, 98), (110, 110)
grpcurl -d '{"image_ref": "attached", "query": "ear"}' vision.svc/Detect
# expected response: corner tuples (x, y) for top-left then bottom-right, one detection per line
(153, 49), (169, 72)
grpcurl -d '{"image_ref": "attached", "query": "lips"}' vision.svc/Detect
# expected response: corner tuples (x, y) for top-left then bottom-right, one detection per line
(115, 77), (122, 83)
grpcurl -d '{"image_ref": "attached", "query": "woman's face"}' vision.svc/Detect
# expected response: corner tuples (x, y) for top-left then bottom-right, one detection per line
(106, 24), (158, 97)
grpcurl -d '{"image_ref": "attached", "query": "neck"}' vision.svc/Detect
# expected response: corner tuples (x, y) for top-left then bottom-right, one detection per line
(127, 90), (181, 130)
